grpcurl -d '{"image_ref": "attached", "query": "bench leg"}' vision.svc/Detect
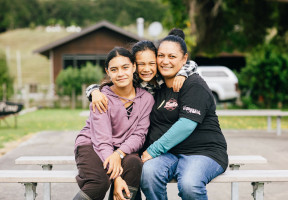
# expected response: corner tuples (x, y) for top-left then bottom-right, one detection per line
(276, 116), (281, 136)
(229, 164), (240, 200)
(23, 183), (37, 200)
(251, 182), (264, 200)
(42, 164), (53, 200)
(267, 116), (272, 132)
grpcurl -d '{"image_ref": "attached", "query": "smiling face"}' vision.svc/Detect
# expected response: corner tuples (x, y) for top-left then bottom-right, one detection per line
(105, 56), (136, 88)
(135, 50), (157, 82)
(157, 41), (187, 80)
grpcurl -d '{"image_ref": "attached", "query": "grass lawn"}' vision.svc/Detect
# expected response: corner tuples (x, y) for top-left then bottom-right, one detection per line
(0, 109), (87, 148)
(0, 109), (287, 149)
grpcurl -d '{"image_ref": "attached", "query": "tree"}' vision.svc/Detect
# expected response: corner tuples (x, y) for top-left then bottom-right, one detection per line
(0, 50), (13, 100)
(238, 44), (288, 108)
(55, 64), (104, 108)
(162, 0), (287, 55)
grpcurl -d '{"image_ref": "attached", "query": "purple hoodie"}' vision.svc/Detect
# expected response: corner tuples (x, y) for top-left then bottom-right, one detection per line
(75, 85), (154, 162)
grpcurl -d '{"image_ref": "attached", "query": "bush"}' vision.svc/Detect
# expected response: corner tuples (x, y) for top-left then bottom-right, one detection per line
(79, 62), (104, 86)
(56, 63), (104, 96)
(238, 44), (288, 108)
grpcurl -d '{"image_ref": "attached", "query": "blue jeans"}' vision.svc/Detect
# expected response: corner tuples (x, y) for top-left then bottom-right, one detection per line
(140, 153), (224, 200)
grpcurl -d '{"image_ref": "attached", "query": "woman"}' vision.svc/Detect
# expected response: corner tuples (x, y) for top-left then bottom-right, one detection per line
(140, 29), (228, 200)
(73, 47), (154, 200)
(85, 38), (197, 113)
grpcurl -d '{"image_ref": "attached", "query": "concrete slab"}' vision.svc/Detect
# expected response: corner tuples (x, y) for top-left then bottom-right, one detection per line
(0, 130), (288, 200)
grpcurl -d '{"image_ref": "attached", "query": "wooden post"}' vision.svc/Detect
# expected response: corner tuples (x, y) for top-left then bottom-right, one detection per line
(71, 89), (76, 109)
(82, 84), (88, 109)
(16, 50), (22, 89)
(2, 83), (6, 101)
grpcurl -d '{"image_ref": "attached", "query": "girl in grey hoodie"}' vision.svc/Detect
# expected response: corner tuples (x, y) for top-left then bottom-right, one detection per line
(74, 47), (154, 200)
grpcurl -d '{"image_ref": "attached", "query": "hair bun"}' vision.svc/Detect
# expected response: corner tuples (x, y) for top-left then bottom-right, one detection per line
(168, 28), (185, 40)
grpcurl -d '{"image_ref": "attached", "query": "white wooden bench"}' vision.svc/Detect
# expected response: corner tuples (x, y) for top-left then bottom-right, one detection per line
(216, 109), (288, 136)
(0, 169), (287, 200)
(15, 155), (267, 200)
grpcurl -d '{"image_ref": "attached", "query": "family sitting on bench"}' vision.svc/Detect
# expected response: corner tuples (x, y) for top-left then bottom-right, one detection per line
(74, 28), (228, 200)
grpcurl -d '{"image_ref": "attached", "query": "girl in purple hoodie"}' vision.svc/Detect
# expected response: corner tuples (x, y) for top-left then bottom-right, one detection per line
(73, 47), (154, 200)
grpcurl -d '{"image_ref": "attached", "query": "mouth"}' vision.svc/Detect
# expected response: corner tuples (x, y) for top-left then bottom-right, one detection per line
(117, 78), (128, 82)
(160, 66), (172, 70)
(140, 73), (153, 78)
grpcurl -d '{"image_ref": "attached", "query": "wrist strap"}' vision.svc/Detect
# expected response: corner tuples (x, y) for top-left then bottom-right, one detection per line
(115, 150), (124, 159)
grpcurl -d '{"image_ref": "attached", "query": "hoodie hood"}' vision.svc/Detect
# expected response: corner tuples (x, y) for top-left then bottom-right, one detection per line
(101, 85), (147, 101)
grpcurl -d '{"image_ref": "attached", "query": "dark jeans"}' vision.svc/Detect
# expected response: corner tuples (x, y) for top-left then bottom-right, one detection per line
(75, 145), (142, 200)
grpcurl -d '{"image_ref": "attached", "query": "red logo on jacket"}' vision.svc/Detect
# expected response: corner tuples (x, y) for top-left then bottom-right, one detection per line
(164, 98), (178, 111)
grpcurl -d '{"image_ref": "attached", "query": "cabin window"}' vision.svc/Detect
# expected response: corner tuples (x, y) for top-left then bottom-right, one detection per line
(62, 54), (106, 70)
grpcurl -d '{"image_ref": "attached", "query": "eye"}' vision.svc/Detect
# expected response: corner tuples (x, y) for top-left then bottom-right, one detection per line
(169, 55), (176, 58)
(157, 54), (164, 58)
(110, 68), (117, 72)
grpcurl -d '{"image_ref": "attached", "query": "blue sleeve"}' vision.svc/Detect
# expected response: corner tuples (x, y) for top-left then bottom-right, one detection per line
(147, 118), (197, 158)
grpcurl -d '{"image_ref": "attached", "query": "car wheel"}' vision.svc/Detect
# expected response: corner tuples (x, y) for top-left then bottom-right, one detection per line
(212, 92), (219, 105)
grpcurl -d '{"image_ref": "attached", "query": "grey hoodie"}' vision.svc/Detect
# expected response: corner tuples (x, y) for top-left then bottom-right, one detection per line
(75, 85), (154, 162)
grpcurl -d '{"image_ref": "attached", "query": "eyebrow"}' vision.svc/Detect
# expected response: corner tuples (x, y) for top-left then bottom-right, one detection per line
(109, 63), (130, 68)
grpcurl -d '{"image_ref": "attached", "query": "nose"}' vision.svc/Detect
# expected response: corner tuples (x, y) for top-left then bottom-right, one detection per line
(162, 56), (169, 65)
(143, 64), (150, 72)
(117, 68), (125, 76)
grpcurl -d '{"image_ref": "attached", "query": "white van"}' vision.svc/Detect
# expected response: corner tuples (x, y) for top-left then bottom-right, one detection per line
(197, 66), (239, 103)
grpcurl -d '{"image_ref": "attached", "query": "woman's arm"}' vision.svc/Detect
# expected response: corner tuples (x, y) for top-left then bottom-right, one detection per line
(176, 60), (198, 78)
(142, 118), (197, 161)
(86, 84), (108, 113)
(86, 84), (100, 101)
(172, 60), (198, 92)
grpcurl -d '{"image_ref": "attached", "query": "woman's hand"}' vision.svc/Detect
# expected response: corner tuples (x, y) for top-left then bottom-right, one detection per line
(113, 177), (130, 200)
(103, 152), (123, 180)
(141, 150), (152, 163)
(172, 75), (186, 92)
(91, 90), (108, 113)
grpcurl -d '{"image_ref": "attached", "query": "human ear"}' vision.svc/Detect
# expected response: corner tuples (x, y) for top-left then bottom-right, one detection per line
(133, 63), (137, 73)
(182, 53), (188, 65)
(105, 68), (110, 77)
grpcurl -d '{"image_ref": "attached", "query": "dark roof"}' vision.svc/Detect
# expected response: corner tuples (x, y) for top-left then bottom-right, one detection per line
(34, 20), (144, 56)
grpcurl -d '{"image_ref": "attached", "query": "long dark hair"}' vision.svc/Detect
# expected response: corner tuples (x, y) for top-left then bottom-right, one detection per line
(100, 47), (138, 90)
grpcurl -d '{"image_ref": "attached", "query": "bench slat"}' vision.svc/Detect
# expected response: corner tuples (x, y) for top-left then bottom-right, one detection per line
(1, 170), (288, 183)
(0, 170), (77, 183)
(15, 155), (267, 165)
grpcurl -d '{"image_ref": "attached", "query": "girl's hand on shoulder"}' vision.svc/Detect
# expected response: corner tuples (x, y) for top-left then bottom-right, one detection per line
(91, 90), (108, 113)
(113, 177), (130, 200)
(141, 150), (152, 163)
(173, 75), (186, 92)
(103, 152), (123, 180)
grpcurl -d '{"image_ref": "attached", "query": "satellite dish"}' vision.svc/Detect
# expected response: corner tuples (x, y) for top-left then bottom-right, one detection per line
(148, 22), (163, 38)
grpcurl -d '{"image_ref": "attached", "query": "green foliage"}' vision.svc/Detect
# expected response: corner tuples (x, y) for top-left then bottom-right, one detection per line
(238, 44), (288, 108)
(79, 63), (104, 86)
(0, 0), (167, 32)
(56, 67), (80, 96)
(0, 50), (13, 100)
(56, 63), (104, 96)
(162, 0), (288, 55)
